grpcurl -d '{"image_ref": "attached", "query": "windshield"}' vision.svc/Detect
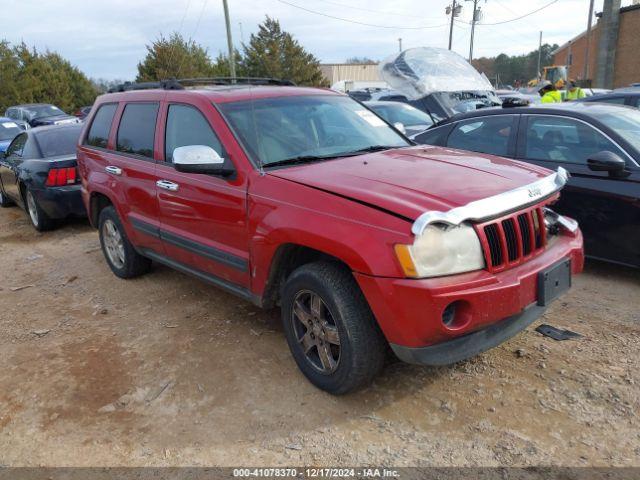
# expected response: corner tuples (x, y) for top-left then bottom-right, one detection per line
(368, 103), (433, 128)
(26, 105), (65, 120)
(36, 127), (80, 157)
(0, 120), (22, 141)
(432, 91), (502, 116)
(218, 95), (409, 167)
(597, 108), (640, 152)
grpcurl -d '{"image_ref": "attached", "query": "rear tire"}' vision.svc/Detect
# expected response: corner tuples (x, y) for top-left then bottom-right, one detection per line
(25, 188), (55, 231)
(281, 261), (387, 395)
(0, 188), (14, 208)
(98, 206), (151, 278)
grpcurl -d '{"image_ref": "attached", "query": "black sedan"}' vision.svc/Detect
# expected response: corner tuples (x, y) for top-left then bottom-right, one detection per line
(415, 103), (640, 268)
(0, 124), (86, 231)
(4, 104), (81, 128)
(578, 87), (640, 108)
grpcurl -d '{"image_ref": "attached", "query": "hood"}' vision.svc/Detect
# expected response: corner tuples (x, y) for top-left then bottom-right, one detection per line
(268, 146), (552, 221)
(32, 114), (77, 126)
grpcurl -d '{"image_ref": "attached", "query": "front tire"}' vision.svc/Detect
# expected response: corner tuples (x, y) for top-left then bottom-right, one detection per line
(98, 206), (151, 278)
(281, 261), (387, 395)
(25, 188), (54, 231)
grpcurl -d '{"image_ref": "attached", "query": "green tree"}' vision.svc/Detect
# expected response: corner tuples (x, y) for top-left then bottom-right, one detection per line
(240, 16), (326, 86)
(136, 32), (221, 82)
(212, 49), (245, 77)
(345, 57), (376, 64)
(0, 40), (97, 113)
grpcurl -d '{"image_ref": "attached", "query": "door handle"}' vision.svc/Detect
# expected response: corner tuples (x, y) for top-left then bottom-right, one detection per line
(105, 166), (122, 176)
(156, 180), (179, 192)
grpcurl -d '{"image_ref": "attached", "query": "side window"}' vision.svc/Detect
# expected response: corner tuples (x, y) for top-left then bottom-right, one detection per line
(116, 103), (159, 159)
(414, 125), (451, 146)
(165, 104), (224, 162)
(632, 97), (640, 108)
(6, 108), (16, 120)
(595, 96), (627, 105)
(525, 116), (625, 165)
(5, 133), (27, 160)
(447, 116), (515, 156)
(85, 103), (117, 149)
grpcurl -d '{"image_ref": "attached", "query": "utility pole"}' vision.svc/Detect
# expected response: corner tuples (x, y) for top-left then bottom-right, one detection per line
(447, 0), (459, 50)
(222, 0), (236, 81)
(466, 0), (480, 62)
(583, 0), (595, 83)
(536, 31), (543, 81)
(398, 38), (403, 52)
(595, 0), (621, 88)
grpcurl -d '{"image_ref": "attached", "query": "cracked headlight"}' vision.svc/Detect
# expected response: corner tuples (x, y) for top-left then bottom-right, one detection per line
(395, 223), (485, 278)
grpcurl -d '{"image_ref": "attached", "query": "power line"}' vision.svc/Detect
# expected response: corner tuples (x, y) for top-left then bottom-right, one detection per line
(479, 0), (560, 25)
(275, 0), (448, 30)
(313, 0), (441, 20)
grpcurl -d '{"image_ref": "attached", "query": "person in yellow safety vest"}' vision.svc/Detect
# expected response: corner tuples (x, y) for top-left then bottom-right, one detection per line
(565, 79), (586, 101)
(538, 81), (562, 103)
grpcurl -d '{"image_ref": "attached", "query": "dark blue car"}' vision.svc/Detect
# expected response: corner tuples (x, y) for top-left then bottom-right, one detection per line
(0, 123), (86, 231)
(0, 117), (26, 154)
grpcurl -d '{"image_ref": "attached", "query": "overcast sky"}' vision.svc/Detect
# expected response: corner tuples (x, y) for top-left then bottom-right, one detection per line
(3, 0), (633, 80)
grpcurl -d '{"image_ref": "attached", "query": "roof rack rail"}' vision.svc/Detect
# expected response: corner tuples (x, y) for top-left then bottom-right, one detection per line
(107, 79), (184, 93)
(107, 77), (295, 93)
(179, 77), (296, 87)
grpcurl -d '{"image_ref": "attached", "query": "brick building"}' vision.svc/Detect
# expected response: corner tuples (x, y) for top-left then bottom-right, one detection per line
(553, 2), (640, 88)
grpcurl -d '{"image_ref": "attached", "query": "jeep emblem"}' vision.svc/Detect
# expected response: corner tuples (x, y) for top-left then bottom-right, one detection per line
(528, 187), (542, 198)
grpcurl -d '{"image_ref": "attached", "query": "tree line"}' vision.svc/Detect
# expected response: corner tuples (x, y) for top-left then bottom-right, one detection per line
(472, 43), (560, 87)
(0, 17), (326, 114)
(136, 17), (325, 86)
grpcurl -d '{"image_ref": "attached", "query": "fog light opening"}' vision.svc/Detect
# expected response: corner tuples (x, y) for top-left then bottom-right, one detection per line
(441, 300), (471, 331)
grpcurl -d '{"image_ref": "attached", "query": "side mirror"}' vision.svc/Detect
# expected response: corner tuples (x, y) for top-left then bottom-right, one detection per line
(393, 122), (406, 135)
(173, 145), (233, 176)
(587, 151), (628, 176)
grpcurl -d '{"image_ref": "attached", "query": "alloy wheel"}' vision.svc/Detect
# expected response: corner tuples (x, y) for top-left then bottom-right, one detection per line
(291, 290), (341, 374)
(26, 191), (39, 227)
(102, 219), (126, 269)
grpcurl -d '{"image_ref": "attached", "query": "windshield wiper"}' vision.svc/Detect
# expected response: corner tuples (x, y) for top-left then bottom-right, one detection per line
(264, 146), (400, 169)
(340, 145), (400, 155)
(264, 155), (338, 169)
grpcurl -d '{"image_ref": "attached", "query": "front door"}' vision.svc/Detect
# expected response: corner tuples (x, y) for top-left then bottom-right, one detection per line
(0, 132), (28, 203)
(155, 101), (250, 290)
(517, 114), (640, 267)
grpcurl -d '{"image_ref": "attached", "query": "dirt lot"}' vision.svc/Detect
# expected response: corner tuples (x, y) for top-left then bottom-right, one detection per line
(0, 206), (639, 468)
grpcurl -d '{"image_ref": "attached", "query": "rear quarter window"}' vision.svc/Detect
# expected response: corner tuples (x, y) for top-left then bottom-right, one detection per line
(85, 103), (117, 148)
(36, 127), (82, 158)
(414, 125), (452, 146)
(116, 103), (159, 159)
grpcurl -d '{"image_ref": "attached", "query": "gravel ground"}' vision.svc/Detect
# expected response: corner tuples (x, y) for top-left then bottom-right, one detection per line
(0, 206), (638, 468)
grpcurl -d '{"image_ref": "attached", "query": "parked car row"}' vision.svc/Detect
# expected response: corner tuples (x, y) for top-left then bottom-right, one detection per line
(414, 102), (640, 269)
(2, 75), (635, 394)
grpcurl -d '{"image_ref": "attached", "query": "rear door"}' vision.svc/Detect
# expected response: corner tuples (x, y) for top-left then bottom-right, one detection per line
(155, 99), (250, 290)
(80, 100), (163, 253)
(444, 115), (520, 158)
(517, 114), (640, 266)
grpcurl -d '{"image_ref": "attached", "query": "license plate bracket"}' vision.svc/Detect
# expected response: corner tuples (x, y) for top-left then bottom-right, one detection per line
(537, 258), (571, 306)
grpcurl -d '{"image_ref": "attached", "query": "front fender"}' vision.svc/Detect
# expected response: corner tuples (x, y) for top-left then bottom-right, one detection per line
(248, 173), (414, 298)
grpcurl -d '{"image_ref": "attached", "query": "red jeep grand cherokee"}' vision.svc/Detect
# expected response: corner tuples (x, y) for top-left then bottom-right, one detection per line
(77, 79), (584, 394)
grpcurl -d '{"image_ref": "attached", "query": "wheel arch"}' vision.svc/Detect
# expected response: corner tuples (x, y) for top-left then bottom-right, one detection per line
(260, 243), (353, 309)
(89, 191), (115, 228)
